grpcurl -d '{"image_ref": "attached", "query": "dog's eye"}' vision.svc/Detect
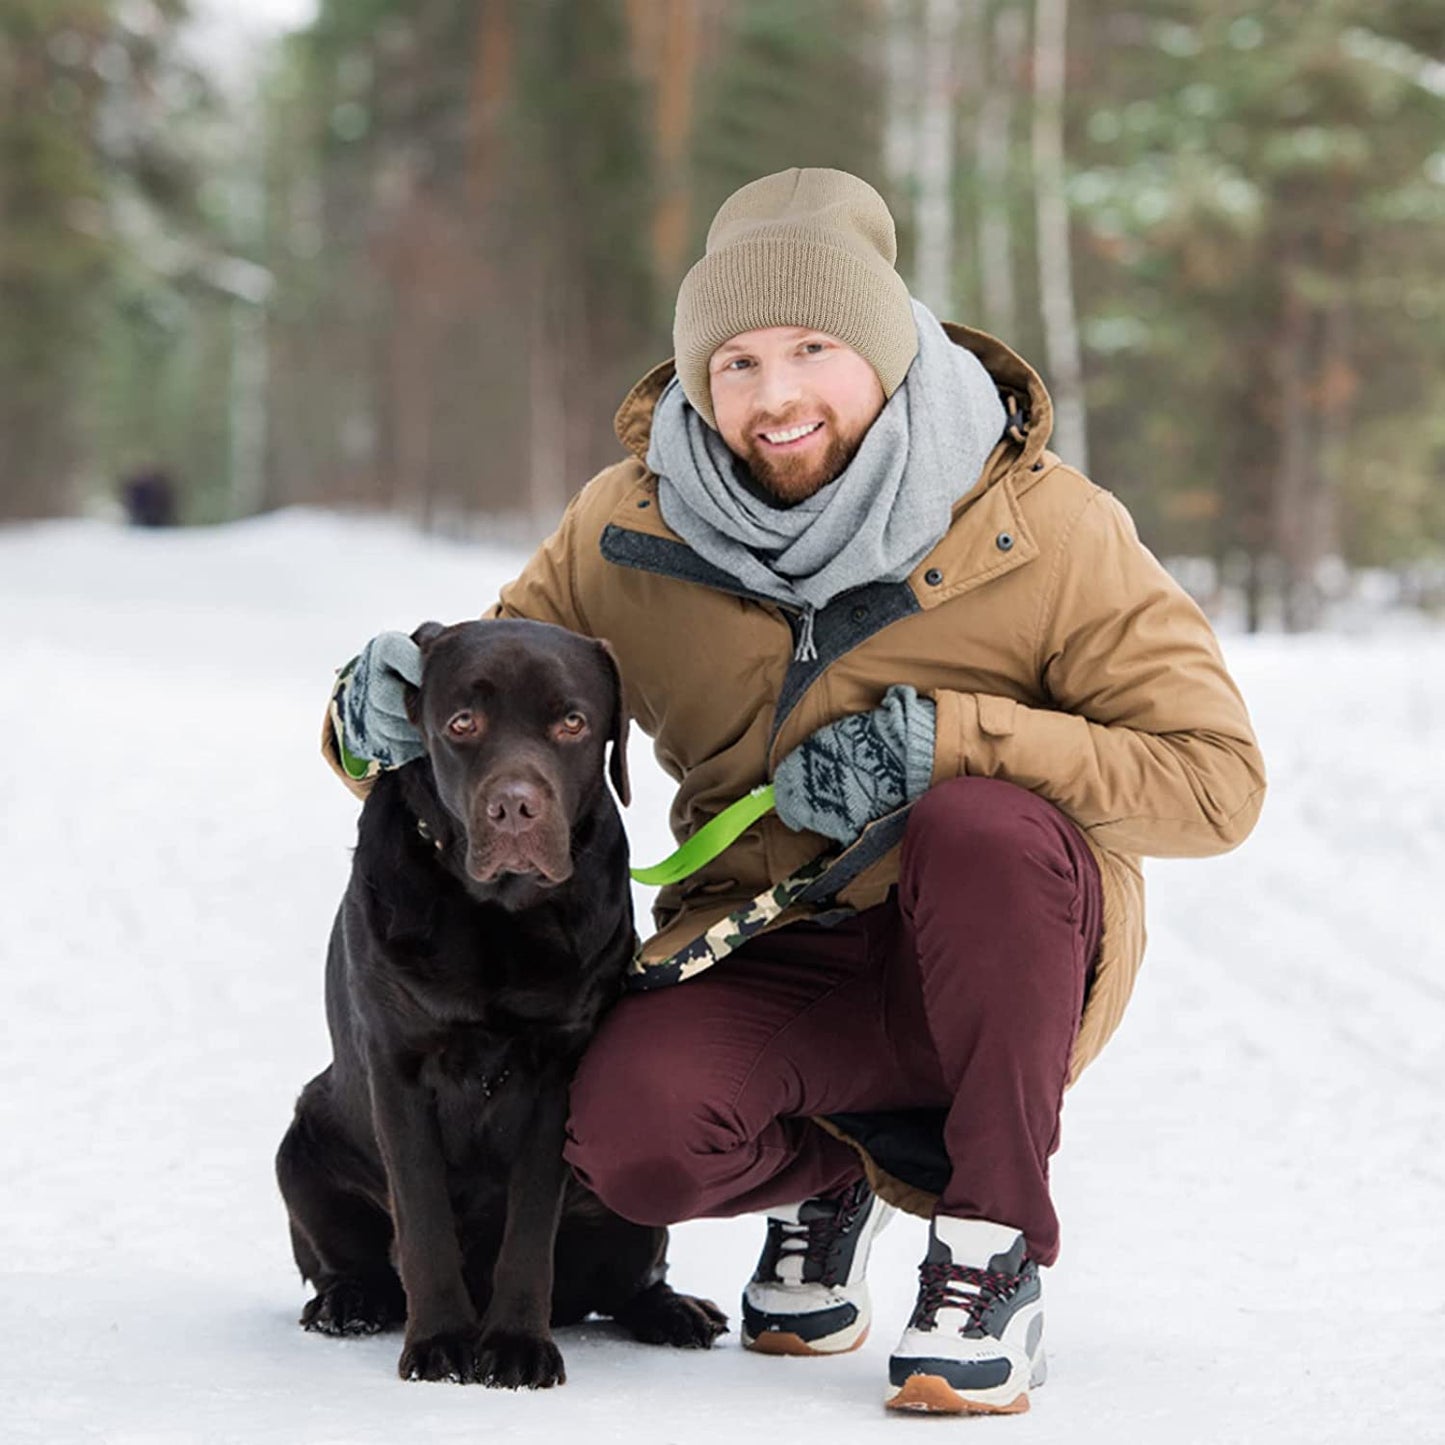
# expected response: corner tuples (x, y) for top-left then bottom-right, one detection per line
(447, 711), (480, 738)
(557, 712), (588, 738)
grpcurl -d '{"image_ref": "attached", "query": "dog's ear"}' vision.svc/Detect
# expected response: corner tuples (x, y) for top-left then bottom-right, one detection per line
(411, 620), (447, 652)
(594, 637), (631, 808)
(403, 622), (446, 726)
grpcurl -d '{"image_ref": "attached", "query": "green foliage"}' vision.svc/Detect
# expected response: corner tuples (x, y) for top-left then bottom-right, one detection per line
(260, 0), (659, 519)
(4, 0), (1441, 615)
(0, 0), (112, 517)
(692, 0), (887, 243)
(508, 0), (658, 350)
(0, 0), (247, 522)
(1067, 0), (1445, 584)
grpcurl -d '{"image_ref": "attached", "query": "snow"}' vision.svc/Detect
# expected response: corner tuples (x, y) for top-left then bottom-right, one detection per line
(1, 510), (1441, 1444)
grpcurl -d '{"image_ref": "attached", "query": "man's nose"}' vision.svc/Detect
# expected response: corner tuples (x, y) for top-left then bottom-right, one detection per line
(752, 361), (803, 416)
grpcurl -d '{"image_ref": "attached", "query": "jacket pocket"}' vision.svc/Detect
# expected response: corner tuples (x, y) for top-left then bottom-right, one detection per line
(976, 694), (1019, 738)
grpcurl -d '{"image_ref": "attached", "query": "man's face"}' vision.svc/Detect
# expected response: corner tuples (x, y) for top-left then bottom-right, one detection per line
(708, 327), (886, 506)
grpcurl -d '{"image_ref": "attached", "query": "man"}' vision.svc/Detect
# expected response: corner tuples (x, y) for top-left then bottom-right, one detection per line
(327, 168), (1265, 1414)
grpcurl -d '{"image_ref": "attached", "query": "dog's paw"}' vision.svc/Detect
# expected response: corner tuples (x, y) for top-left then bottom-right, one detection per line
(397, 1325), (484, 1383)
(670, 1293), (731, 1347)
(616, 1283), (731, 1348)
(301, 1277), (406, 1337)
(475, 1328), (566, 1389)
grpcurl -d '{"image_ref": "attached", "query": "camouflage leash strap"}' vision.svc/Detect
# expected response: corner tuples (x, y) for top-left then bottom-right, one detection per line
(626, 798), (912, 992)
(625, 851), (834, 992)
(629, 784), (777, 887)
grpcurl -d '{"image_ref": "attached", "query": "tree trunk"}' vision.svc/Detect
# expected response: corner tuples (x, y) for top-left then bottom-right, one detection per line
(914, 0), (961, 314)
(465, 0), (513, 209)
(976, 1), (1025, 339)
(626, 0), (701, 283)
(1269, 270), (1353, 634)
(1313, 289), (1354, 584)
(1031, 0), (1088, 469)
(1271, 272), (1316, 631)
(527, 271), (570, 529)
(883, 0), (921, 193)
(227, 301), (268, 519)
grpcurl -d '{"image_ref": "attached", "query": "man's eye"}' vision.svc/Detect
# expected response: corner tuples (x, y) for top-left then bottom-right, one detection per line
(802, 341), (827, 355)
(447, 711), (479, 737)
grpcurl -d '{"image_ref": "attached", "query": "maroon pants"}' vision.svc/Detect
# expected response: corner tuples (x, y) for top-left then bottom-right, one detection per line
(565, 777), (1102, 1266)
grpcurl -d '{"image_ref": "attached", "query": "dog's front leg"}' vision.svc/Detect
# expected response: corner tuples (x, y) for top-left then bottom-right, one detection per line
(367, 1067), (482, 1382)
(476, 1083), (571, 1389)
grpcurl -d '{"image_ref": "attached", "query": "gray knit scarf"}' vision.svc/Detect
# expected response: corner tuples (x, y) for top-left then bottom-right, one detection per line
(648, 299), (1006, 660)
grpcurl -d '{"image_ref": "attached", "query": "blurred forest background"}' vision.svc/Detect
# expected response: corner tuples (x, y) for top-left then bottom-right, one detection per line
(2, 0), (1443, 629)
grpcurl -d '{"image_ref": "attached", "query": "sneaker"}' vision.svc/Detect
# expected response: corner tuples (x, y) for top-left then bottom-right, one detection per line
(741, 1177), (895, 1355)
(885, 1216), (1046, 1415)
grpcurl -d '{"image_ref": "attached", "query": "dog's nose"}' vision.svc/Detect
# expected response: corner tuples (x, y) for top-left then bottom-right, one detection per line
(486, 780), (546, 835)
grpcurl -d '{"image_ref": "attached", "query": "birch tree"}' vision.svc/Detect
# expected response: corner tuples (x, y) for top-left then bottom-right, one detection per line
(913, 0), (961, 314)
(975, 1), (1026, 340)
(1031, 0), (1088, 469)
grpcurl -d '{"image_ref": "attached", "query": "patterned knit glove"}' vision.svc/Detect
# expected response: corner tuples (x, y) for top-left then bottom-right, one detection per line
(773, 685), (937, 845)
(330, 631), (426, 778)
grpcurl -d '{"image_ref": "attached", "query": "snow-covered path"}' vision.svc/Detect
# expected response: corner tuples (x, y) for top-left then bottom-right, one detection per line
(2, 513), (1441, 1444)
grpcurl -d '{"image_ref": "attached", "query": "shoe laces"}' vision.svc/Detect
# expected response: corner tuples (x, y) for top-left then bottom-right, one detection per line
(911, 1260), (1025, 1333)
(767, 1180), (869, 1288)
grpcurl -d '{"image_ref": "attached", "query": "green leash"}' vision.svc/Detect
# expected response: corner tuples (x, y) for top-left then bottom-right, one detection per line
(630, 784), (777, 887)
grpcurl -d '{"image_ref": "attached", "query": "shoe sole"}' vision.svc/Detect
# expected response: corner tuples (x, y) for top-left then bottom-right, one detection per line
(742, 1323), (869, 1357)
(884, 1374), (1029, 1415)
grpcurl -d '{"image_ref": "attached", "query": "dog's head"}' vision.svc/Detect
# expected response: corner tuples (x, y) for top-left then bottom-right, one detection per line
(403, 619), (630, 895)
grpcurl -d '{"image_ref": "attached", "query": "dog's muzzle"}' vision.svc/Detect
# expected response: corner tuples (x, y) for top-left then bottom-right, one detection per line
(465, 775), (572, 884)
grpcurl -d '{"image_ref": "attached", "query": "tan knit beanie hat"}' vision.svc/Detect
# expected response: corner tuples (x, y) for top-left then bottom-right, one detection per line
(673, 167), (918, 428)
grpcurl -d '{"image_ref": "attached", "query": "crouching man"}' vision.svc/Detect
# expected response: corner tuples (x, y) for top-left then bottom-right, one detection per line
(328, 167), (1265, 1414)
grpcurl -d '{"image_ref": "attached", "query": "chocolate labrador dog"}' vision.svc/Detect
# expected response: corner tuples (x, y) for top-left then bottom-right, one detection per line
(276, 619), (726, 1387)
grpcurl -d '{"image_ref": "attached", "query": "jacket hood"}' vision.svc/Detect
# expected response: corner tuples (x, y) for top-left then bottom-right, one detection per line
(613, 321), (1055, 481)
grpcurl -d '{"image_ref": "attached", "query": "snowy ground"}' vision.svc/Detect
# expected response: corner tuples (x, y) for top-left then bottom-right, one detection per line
(2, 511), (1442, 1445)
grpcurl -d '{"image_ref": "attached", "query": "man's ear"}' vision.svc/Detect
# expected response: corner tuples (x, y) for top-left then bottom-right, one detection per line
(594, 637), (631, 807)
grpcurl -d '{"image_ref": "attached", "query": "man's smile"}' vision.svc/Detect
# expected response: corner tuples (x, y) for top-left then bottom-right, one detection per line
(758, 420), (825, 448)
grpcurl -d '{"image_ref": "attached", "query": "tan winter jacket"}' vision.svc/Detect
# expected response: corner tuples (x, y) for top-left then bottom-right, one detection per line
(326, 324), (1265, 1110)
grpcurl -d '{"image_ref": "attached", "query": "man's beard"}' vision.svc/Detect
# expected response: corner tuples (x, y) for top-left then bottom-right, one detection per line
(735, 405), (864, 507)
